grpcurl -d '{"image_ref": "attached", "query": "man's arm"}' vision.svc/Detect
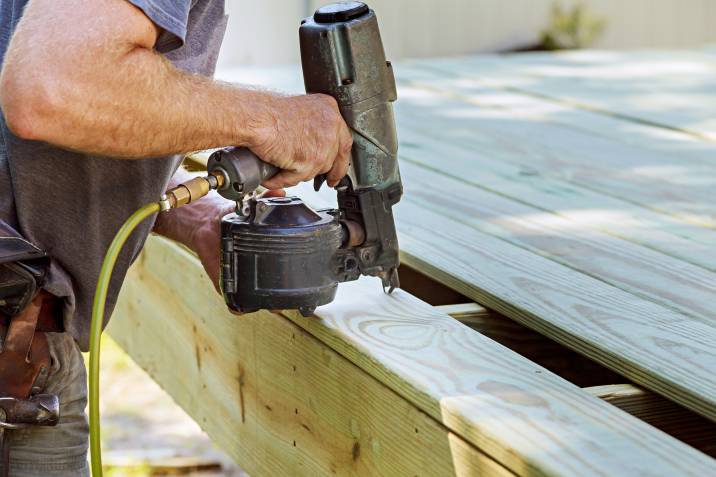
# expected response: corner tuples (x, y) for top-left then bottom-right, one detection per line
(0, 0), (352, 188)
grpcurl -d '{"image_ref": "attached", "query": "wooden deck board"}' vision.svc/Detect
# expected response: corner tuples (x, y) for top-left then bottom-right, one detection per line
(111, 237), (716, 477)
(400, 160), (716, 322)
(395, 125), (716, 272)
(394, 200), (716, 421)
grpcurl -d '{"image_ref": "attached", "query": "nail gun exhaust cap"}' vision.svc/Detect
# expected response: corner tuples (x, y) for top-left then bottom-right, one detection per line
(314, 2), (369, 23)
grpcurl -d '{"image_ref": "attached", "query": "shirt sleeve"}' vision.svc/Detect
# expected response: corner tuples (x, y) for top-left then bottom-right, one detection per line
(126, 0), (191, 53)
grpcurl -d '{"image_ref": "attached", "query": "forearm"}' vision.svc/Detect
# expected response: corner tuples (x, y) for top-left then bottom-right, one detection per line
(0, 0), (280, 158)
(42, 58), (276, 158)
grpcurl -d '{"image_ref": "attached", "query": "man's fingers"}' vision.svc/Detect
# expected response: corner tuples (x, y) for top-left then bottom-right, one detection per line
(262, 170), (305, 189)
(326, 153), (349, 187)
(260, 188), (286, 198)
(327, 129), (352, 187)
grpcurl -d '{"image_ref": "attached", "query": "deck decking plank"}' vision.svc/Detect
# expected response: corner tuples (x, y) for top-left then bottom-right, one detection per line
(395, 125), (716, 271)
(391, 199), (716, 422)
(399, 160), (716, 322)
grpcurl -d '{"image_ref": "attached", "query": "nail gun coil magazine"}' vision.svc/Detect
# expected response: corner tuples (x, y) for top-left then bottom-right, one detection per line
(220, 196), (346, 317)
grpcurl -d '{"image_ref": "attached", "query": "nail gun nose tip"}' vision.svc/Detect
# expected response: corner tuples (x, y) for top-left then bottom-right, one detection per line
(299, 307), (316, 317)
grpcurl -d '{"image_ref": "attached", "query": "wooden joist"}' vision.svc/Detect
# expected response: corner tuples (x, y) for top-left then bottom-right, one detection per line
(111, 237), (716, 477)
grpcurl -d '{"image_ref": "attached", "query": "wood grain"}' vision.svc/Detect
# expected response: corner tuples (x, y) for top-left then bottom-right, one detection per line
(110, 237), (514, 477)
(114, 237), (716, 476)
(398, 160), (716, 323)
(282, 277), (716, 476)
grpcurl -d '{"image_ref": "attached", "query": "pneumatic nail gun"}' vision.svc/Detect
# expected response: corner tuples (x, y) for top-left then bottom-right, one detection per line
(206, 2), (402, 316)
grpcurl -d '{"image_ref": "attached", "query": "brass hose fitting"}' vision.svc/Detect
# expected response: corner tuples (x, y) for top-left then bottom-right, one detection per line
(159, 173), (225, 211)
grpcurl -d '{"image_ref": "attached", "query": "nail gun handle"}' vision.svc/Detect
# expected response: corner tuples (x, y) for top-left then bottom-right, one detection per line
(207, 147), (279, 202)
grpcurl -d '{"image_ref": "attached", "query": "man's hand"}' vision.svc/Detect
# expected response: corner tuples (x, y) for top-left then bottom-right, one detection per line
(252, 94), (352, 189)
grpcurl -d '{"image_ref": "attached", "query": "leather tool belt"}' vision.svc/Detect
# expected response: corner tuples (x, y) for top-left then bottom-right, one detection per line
(0, 219), (60, 408)
(0, 291), (63, 398)
(0, 221), (60, 476)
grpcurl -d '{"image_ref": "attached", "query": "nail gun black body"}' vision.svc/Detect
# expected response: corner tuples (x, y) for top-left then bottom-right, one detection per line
(212, 2), (402, 316)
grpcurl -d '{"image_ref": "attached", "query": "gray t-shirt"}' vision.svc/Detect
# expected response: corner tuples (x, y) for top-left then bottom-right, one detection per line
(0, 0), (227, 350)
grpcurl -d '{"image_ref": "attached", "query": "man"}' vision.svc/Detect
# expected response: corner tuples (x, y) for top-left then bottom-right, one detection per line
(0, 0), (352, 474)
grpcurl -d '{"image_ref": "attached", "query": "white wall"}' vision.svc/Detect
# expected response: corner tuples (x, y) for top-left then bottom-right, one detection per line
(217, 0), (716, 68)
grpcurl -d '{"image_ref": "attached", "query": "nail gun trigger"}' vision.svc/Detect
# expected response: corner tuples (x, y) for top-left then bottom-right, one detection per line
(313, 174), (327, 192)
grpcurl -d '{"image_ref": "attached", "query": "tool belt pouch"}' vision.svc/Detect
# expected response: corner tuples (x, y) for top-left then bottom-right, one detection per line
(0, 220), (51, 399)
(0, 221), (49, 317)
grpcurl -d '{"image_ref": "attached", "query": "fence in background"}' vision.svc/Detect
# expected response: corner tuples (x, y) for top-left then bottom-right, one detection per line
(217, 0), (716, 68)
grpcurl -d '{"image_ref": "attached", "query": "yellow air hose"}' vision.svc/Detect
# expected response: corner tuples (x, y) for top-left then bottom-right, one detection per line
(88, 173), (222, 476)
(88, 202), (160, 476)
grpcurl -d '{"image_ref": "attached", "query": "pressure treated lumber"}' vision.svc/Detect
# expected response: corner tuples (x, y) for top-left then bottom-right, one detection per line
(399, 160), (716, 323)
(285, 172), (716, 424)
(586, 384), (716, 457)
(111, 237), (716, 476)
(394, 114), (716, 269)
(281, 281), (716, 476)
(255, 171), (716, 426)
(110, 238), (514, 477)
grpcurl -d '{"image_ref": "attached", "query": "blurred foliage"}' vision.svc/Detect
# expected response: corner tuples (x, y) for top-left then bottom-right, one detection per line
(539, 2), (606, 50)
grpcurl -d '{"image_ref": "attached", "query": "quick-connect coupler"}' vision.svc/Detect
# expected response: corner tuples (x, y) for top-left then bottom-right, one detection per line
(159, 172), (226, 212)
